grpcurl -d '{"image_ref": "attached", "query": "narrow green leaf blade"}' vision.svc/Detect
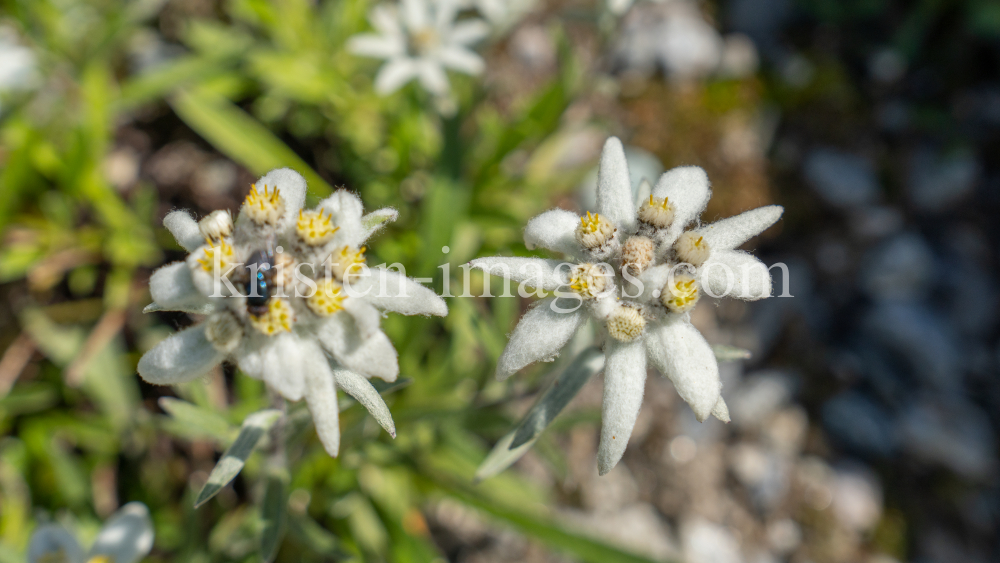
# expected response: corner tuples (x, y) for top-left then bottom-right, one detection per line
(361, 208), (399, 241)
(712, 344), (752, 362)
(194, 409), (282, 508)
(158, 397), (236, 444)
(510, 347), (604, 448)
(260, 469), (288, 562)
(170, 88), (333, 197)
(474, 430), (538, 483)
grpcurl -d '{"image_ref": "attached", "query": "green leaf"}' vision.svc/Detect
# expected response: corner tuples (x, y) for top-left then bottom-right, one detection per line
(159, 397), (236, 445)
(169, 87), (333, 198)
(475, 348), (604, 481)
(711, 344), (752, 362)
(119, 56), (236, 108)
(361, 208), (400, 240)
(194, 409), (283, 508)
(260, 469), (288, 562)
(432, 477), (667, 563)
(511, 347), (604, 449)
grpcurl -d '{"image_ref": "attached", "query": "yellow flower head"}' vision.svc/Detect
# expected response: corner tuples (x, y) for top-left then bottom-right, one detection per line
(607, 306), (646, 342)
(569, 263), (610, 299)
(248, 298), (294, 335)
(576, 211), (616, 250)
(297, 209), (339, 246)
(243, 183), (285, 226)
(638, 195), (674, 229)
(661, 273), (700, 314)
(197, 239), (237, 273)
(330, 246), (367, 281)
(307, 279), (347, 317)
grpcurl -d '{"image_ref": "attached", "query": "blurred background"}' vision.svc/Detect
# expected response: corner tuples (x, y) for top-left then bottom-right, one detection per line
(0, 0), (998, 561)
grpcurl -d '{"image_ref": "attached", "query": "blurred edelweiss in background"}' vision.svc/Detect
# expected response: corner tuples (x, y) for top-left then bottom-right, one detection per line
(348, 0), (489, 98)
(471, 137), (782, 474)
(138, 168), (447, 456)
(0, 25), (38, 113)
(28, 503), (153, 563)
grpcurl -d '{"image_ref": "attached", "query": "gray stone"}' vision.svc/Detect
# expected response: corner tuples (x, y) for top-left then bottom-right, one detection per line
(860, 232), (935, 301)
(862, 302), (961, 395)
(803, 148), (880, 208)
(908, 149), (980, 211)
(898, 398), (997, 480)
(821, 392), (897, 457)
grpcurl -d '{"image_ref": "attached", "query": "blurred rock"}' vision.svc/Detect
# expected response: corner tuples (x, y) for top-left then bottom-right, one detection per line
(862, 301), (961, 394)
(726, 0), (791, 60)
(831, 463), (883, 532)
(765, 518), (801, 555)
(762, 406), (809, 457)
(848, 205), (905, 239)
(510, 25), (555, 71)
(682, 519), (744, 563)
(803, 148), (879, 209)
(822, 392), (897, 457)
(729, 371), (796, 429)
(718, 34), (760, 79)
(868, 48), (906, 83)
(898, 398), (997, 480)
(562, 503), (679, 561)
(908, 149), (980, 211)
(729, 443), (788, 510)
(860, 232), (935, 300)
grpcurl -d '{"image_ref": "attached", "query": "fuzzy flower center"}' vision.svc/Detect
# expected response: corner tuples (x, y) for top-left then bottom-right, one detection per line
(248, 298), (294, 335)
(198, 239), (237, 273)
(199, 209), (233, 242)
(205, 311), (243, 353)
(674, 231), (711, 267)
(408, 28), (440, 56)
(569, 263), (610, 299)
(244, 184), (285, 226)
(661, 274), (700, 313)
(329, 246), (367, 281)
(607, 306), (646, 342)
(87, 556), (113, 563)
(297, 209), (339, 246)
(307, 279), (347, 316)
(638, 195), (674, 229)
(621, 235), (654, 276)
(576, 211), (616, 250)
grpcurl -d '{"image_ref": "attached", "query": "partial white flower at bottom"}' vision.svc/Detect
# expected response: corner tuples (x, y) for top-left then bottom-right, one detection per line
(138, 168), (448, 456)
(471, 137), (782, 475)
(348, 0), (489, 97)
(28, 502), (154, 563)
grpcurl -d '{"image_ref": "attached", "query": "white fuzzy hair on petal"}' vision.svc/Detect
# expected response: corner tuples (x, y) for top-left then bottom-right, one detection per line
(598, 339), (647, 475)
(596, 137), (638, 234)
(137, 325), (224, 386)
(333, 368), (397, 437)
(696, 205), (783, 251)
(495, 298), (586, 381)
(645, 317), (721, 422)
(163, 210), (205, 252)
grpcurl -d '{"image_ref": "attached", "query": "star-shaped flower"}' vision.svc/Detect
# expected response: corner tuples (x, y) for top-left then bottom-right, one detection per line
(138, 168), (448, 456)
(28, 502), (153, 563)
(470, 138), (782, 474)
(348, 0), (490, 96)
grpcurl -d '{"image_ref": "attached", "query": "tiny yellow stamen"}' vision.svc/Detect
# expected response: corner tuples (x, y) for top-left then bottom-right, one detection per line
(638, 195), (674, 229)
(296, 208), (340, 246)
(307, 279), (347, 317)
(674, 230), (711, 267)
(248, 298), (294, 335)
(607, 306), (646, 342)
(661, 274), (700, 314)
(329, 246), (367, 281)
(575, 212), (616, 250)
(197, 238), (237, 273)
(243, 183), (285, 226)
(569, 263), (610, 299)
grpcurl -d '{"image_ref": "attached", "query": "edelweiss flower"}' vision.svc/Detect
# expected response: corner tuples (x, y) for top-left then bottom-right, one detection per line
(471, 138), (782, 474)
(348, 0), (489, 96)
(138, 168), (448, 456)
(28, 502), (153, 563)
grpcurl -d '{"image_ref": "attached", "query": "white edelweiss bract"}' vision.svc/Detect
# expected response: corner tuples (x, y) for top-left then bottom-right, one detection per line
(28, 502), (154, 563)
(471, 137), (783, 475)
(140, 168), (448, 456)
(348, 0), (489, 97)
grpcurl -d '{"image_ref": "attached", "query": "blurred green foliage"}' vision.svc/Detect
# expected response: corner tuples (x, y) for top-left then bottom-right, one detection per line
(0, 0), (650, 561)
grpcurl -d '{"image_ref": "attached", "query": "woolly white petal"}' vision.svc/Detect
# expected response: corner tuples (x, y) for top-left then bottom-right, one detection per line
(436, 45), (484, 75)
(651, 166), (711, 245)
(333, 368), (397, 437)
(28, 526), (84, 563)
(348, 33), (405, 59)
(646, 318), (720, 422)
(469, 256), (569, 291)
(596, 137), (637, 233)
(148, 262), (214, 314)
(417, 59), (450, 96)
(634, 263), (673, 304)
(319, 190), (366, 248)
(138, 324), (224, 385)
(375, 58), (419, 94)
(598, 339), (647, 475)
(696, 205), (783, 251)
(700, 250), (772, 300)
(260, 333), (306, 401)
(402, 0), (429, 30)
(317, 314), (399, 382)
(450, 19), (490, 45)
(303, 342), (341, 456)
(711, 396), (730, 423)
(370, 4), (403, 37)
(89, 502), (154, 563)
(495, 297), (586, 380)
(163, 210), (204, 252)
(353, 267), (448, 316)
(523, 209), (583, 258)
(258, 168), (307, 228)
